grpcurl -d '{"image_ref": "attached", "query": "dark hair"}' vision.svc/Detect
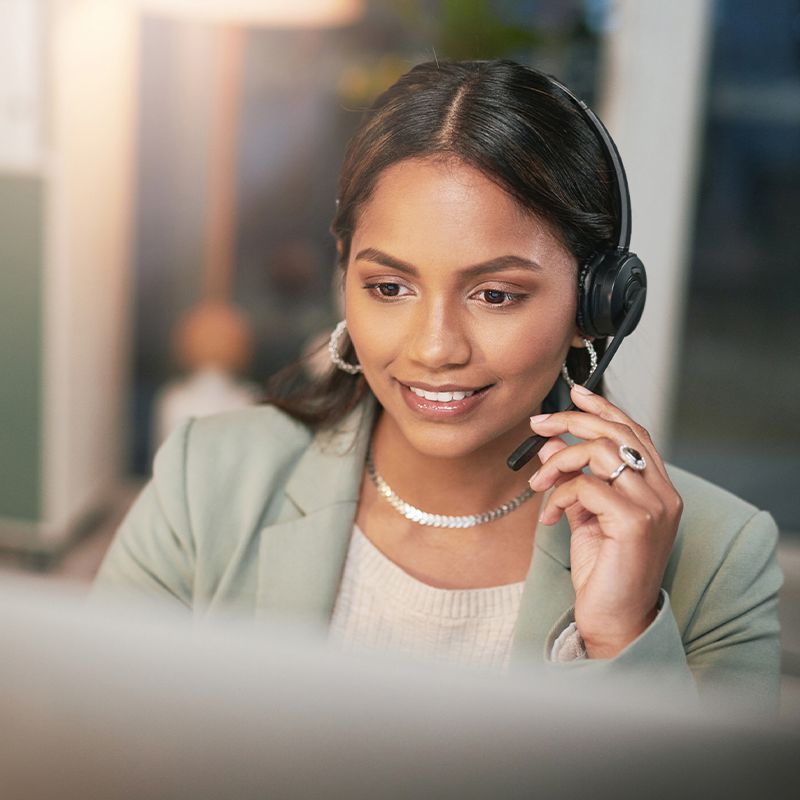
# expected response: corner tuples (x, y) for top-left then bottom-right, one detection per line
(265, 59), (616, 428)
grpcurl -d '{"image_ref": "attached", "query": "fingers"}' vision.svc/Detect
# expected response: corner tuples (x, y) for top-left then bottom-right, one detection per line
(533, 437), (581, 490)
(569, 386), (669, 482)
(536, 436), (568, 463)
(539, 472), (657, 532)
(530, 386), (671, 484)
(528, 387), (683, 527)
(530, 438), (664, 511)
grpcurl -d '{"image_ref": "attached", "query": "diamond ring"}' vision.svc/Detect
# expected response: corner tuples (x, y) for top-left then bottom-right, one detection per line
(607, 444), (647, 484)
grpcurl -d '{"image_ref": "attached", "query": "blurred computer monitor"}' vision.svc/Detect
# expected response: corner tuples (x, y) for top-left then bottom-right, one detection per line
(1, 575), (797, 800)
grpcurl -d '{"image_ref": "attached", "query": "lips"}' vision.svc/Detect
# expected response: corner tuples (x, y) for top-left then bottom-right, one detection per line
(398, 381), (493, 419)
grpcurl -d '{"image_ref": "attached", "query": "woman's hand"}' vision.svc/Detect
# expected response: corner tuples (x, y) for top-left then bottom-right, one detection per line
(527, 384), (683, 659)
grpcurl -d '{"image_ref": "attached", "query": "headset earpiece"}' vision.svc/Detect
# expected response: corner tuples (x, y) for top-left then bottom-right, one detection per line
(577, 249), (647, 338)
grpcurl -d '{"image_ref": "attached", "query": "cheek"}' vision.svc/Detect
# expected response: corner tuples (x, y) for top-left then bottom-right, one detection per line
(483, 300), (577, 379)
(496, 328), (569, 382)
(344, 284), (393, 366)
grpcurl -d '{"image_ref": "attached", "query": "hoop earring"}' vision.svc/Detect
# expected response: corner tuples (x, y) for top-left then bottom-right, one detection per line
(328, 320), (363, 374)
(561, 338), (597, 388)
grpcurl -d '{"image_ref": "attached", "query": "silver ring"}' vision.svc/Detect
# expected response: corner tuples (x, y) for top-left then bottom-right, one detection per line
(607, 444), (646, 484)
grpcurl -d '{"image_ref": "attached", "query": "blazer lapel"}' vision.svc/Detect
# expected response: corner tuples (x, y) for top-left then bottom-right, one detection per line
(510, 512), (575, 662)
(254, 506), (357, 625)
(255, 402), (374, 625)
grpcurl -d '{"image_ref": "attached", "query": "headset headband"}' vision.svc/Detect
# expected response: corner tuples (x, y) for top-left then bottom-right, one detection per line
(544, 76), (632, 253)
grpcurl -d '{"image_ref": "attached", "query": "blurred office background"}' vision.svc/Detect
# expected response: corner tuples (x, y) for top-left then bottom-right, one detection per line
(1, 0), (798, 711)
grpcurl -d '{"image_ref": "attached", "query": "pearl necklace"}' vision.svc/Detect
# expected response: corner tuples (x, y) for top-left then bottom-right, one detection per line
(365, 448), (535, 529)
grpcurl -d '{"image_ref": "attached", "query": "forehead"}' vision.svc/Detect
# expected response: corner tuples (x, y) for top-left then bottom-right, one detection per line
(352, 157), (573, 271)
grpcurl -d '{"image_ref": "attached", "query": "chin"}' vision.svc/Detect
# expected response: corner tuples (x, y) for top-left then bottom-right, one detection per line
(396, 415), (529, 463)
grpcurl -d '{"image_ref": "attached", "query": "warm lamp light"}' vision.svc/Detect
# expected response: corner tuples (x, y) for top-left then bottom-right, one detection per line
(138, 0), (363, 27)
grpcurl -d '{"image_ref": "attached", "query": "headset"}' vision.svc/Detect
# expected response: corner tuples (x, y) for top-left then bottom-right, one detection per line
(507, 74), (648, 471)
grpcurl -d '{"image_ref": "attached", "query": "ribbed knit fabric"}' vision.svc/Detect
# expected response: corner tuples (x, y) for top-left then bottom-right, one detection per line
(329, 525), (524, 672)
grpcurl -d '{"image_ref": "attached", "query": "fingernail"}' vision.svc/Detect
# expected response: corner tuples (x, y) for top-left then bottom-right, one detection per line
(572, 384), (592, 395)
(528, 469), (539, 488)
(530, 413), (551, 424)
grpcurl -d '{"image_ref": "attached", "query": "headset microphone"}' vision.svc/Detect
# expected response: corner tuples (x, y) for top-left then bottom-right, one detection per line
(506, 73), (648, 472)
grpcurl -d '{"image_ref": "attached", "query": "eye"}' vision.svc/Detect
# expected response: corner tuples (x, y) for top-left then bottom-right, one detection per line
(377, 283), (401, 297)
(363, 282), (410, 299)
(474, 288), (525, 307)
(482, 289), (507, 305)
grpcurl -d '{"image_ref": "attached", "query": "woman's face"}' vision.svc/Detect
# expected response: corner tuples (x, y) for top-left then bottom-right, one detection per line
(344, 156), (584, 461)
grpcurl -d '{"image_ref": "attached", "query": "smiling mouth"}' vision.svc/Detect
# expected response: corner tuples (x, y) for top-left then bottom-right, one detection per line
(405, 384), (492, 402)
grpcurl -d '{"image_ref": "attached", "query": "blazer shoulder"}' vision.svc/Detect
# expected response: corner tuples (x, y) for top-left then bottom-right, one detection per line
(188, 403), (312, 449)
(175, 404), (313, 479)
(663, 463), (779, 608)
(152, 405), (314, 537)
(667, 463), (761, 527)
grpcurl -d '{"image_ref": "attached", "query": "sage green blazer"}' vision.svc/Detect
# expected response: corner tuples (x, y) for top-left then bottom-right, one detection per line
(93, 403), (782, 710)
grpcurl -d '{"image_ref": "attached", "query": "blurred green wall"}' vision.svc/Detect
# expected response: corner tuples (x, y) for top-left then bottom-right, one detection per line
(0, 174), (43, 522)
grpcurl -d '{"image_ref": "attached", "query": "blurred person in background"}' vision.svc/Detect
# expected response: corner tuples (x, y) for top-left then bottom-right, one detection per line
(93, 60), (782, 711)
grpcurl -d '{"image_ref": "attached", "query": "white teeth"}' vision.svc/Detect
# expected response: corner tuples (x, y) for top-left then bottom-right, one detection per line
(409, 387), (476, 402)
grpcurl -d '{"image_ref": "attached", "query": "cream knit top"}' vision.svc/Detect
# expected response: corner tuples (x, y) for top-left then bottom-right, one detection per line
(329, 525), (525, 671)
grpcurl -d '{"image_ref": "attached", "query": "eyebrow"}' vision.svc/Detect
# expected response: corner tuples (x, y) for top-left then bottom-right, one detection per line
(354, 247), (542, 278)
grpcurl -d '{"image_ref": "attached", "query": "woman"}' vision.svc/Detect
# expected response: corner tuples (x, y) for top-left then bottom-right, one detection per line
(94, 60), (781, 707)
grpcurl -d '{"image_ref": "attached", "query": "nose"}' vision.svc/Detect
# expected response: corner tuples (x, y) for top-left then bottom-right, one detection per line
(405, 297), (471, 370)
